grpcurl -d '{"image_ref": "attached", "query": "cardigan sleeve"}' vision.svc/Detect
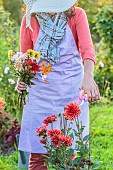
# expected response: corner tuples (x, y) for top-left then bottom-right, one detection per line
(20, 15), (33, 53)
(75, 8), (96, 64)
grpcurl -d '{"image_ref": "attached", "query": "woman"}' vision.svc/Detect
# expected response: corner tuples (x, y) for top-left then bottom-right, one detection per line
(16, 0), (101, 169)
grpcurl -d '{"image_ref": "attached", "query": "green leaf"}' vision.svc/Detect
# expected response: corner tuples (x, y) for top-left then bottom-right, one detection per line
(83, 135), (92, 141)
(30, 82), (35, 85)
(76, 141), (84, 146)
(78, 126), (85, 135)
(73, 129), (79, 136)
(68, 148), (74, 156)
(69, 132), (74, 139)
(67, 128), (72, 132)
(73, 157), (82, 164)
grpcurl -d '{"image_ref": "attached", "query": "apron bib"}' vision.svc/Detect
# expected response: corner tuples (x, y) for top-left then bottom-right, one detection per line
(19, 24), (89, 153)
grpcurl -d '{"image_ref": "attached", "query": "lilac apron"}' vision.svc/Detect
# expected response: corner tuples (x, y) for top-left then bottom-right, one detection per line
(19, 24), (89, 153)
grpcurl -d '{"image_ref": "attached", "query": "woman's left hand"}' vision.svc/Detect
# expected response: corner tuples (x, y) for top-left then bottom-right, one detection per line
(80, 75), (101, 102)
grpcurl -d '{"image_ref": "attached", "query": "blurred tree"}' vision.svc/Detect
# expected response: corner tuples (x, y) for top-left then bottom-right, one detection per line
(2, 0), (113, 25)
(2, 0), (23, 24)
(79, 0), (113, 14)
(95, 5), (113, 52)
(0, 0), (3, 7)
(94, 5), (113, 95)
(78, 0), (113, 41)
(0, 7), (21, 116)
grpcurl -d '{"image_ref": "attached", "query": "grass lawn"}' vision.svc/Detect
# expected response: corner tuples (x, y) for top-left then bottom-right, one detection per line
(0, 104), (113, 170)
(90, 104), (113, 170)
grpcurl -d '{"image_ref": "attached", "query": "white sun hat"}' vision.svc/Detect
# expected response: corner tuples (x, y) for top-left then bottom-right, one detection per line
(23, 0), (77, 30)
(24, 0), (77, 13)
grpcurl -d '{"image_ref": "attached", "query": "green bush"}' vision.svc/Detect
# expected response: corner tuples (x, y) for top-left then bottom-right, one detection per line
(0, 110), (20, 155)
(93, 5), (113, 98)
(2, 0), (23, 24)
(94, 5), (113, 49)
(0, 9), (22, 117)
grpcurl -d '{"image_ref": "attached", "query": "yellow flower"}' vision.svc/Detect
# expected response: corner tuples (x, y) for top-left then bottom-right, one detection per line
(26, 49), (35, 58)
(8, 50), (14, 60)
(34, 52), (41, 60)
(14, 61), (22, 70)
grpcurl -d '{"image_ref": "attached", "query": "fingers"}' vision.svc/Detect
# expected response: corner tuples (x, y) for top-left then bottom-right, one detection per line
(87, 90), (92, 102)
(19, 81), (27, 86)
(16, 88), (22, 94)
(18, 84), (27, 90)
(95, 85), (101, 100)
(15, 80), (27, 94)
(80, 85), (101, 102)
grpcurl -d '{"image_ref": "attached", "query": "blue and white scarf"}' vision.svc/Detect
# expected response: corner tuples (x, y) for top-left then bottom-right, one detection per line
(36, 13), (68, 64)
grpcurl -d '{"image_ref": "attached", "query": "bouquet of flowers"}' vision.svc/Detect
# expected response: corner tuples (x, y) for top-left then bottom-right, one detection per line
(8, 49), (52, 108)
(36, 91), (98, 170)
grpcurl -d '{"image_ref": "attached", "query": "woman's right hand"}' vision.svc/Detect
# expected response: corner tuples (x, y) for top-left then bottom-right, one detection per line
(15, 79), (27, 94)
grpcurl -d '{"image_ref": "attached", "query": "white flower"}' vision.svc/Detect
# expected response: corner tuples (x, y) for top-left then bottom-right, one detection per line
(0, 78), (2, 81)
(99, 61), (104, 68)
(8, 78), (15, 84)
(4, 66), (10, 74)
(18, 54), (27, 63)
(11, 52), (23, 62)
(42, 74), (47, 81)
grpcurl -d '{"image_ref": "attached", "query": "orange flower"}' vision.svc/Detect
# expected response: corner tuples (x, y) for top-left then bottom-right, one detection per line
(44, 79), (48, 83)
(14, 61), (22, 70)
(0, 97), (5, 112)
(42, 61), (52, 75)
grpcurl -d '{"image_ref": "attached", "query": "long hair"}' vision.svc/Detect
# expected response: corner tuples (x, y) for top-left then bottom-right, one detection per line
(21, 2), (78, 18)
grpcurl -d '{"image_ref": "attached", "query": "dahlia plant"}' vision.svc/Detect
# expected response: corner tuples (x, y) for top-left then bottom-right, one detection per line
(0, 97), (20, 154)
(36, 91), (98, 170)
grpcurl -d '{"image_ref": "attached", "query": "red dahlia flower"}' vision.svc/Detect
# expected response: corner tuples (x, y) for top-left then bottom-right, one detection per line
(51, 135), (61, 148)
(51, 134), (72, 148)
(24, 59), (40, 73)
(64, 102), (81, 121)
(60, 135), (73, 146)
(47, 129), (62, 138)
(43, 115), (57, 125)
(40, 138), (47, 144)
(36, 125), (47, 136)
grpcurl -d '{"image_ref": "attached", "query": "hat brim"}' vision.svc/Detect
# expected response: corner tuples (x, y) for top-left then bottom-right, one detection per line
(29, 0), (77, 13)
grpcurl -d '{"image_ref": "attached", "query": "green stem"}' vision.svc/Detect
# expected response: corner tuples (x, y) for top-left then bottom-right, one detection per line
(63, 114), (66, 135)
(75, 119), (83, 142)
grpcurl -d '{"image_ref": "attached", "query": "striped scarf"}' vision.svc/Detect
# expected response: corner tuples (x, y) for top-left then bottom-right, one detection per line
(36, 12), (68, 64)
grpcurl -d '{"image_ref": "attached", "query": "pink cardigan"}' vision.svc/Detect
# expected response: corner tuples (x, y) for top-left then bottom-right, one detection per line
(20, 7), (96, 64)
